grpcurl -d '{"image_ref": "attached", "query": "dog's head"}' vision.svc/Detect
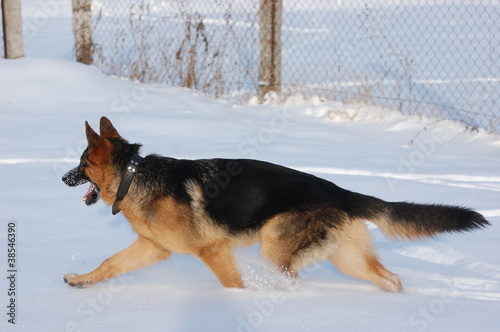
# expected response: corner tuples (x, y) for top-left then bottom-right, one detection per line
(62, 117), (123, 206)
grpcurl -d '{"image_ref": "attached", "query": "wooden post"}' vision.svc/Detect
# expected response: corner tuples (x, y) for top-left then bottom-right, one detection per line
(258, 0), (282, 101)
(2, 0), (25, 59)
(72, 0), (92, 64)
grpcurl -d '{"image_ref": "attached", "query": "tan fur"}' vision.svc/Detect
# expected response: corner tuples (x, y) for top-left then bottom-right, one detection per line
(259, 211), (339, 277)
(64, 236), (170, 288)
(184, 180), (234, 244)
(65, 175), (246, 288)
(197, 239), (244, 288)
(328, 219), (403, 292)
(372, 215), (435, 240)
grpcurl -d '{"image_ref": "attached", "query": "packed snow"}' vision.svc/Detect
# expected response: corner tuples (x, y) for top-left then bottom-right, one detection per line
(1, 1), (499, 331)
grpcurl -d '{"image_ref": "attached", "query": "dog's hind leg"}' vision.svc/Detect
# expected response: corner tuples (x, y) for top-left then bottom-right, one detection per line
(328, 219), (403, 293)
(259, 233), (297, 278)
(64, 236), (171, 288)
(197, 240), (244, 288)
(259, 213), (329, 279)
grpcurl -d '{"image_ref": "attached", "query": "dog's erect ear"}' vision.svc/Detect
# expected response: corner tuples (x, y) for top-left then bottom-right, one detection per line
(99, 116), (120, 138)
(85, 121), (103, 148)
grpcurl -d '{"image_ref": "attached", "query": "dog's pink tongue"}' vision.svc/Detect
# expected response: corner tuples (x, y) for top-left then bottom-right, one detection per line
(82, 184), (94, 203)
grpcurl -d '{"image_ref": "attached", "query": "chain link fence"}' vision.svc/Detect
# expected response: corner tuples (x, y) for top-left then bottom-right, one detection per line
(3, 1), (496, 132)
(281, 1), (499, 133)
(91, 0), (260, 100)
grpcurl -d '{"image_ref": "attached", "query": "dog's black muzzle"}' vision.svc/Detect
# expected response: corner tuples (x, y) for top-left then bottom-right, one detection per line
(62, 165), (101, 205)
(62, 165), (89, 187)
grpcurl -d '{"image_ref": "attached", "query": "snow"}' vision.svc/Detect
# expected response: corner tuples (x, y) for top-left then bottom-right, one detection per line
(1, 1), (500, 331)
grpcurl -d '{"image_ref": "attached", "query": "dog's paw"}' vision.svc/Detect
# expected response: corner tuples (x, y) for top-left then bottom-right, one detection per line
(64, 273), (93, 288)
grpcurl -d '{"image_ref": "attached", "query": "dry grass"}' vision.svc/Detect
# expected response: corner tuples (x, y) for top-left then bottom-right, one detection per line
(92, 0), (259, 101)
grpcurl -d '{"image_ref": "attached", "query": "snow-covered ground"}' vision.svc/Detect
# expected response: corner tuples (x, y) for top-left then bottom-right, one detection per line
(1, 1), (500, 331)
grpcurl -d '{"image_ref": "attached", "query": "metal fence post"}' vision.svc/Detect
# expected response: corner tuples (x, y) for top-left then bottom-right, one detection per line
(258, 0), (282, 101)
(2, 0), (25, 59)
(72, 0), (92, 64)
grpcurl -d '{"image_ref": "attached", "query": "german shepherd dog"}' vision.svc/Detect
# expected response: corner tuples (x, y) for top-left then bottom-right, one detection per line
(62, 117), (489, 292)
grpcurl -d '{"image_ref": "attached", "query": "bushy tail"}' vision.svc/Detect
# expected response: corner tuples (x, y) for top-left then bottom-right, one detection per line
(347, 192), (490, 240)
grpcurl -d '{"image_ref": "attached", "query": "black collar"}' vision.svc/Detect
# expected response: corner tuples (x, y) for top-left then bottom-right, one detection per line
(112, 154), (143, 215)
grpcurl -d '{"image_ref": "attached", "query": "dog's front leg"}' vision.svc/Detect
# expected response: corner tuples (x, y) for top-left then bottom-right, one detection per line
(197, 241), (244, 288)
(64, 236), (170, 288)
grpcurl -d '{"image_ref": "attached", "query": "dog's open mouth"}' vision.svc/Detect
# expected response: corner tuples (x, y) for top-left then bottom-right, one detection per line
(82, 183), (100, 205)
